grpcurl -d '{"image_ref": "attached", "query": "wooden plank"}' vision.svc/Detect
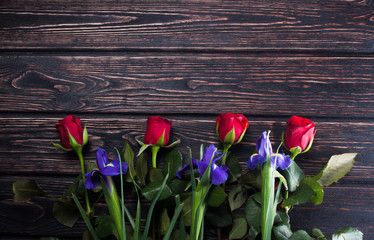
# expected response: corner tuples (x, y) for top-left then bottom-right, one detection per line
(1, 176), (373, 238)
(1, 54), (374, 118)
(0, 116), (372, 182)
(0, 0), (373, 51)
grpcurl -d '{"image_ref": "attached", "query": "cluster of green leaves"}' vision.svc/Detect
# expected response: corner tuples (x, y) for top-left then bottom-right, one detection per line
(239, 153), (361, 240)
(12, 139), (362, 240)
(13, 174), (86, 228)
(121, 141), (187, 240)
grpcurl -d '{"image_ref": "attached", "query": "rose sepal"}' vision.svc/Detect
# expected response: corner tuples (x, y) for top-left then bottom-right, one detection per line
(289, 147), (302, 160)
(68, 130), (83, 153)
(136, 139), (150, 157)
(51, 141), (72, 152)
(163, 139), (181, 148)
(235, 125), (247, 145)
(136, 137), (180, 156)
(223, 128), (236, 145)
(82, 125), (88, 146)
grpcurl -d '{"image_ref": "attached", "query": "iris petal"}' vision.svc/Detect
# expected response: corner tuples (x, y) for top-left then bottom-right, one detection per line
(256, 131), (273, 158)
(96, 147), (109, 170)
(84, 170), (100, 190)
(111, 157), (128, 175)
(270, 153), (291, 170)
(197, 160), (210, 177)
(201, 144), (218, 163)
(247, 153), (265, 170)
(176, 158), (198, 179)
(211, 164), (229, 185)
(177, 144), (230, 185)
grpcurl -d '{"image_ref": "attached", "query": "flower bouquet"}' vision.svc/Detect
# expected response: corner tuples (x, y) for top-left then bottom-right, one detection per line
(12, 114), (363, 240)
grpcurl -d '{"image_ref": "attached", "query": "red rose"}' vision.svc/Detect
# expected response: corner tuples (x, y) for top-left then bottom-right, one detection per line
(216, 113), (249, 145)
(55, 115), (84, 149)
(144, 116), (172, 146)
(284, 115), (316, 152)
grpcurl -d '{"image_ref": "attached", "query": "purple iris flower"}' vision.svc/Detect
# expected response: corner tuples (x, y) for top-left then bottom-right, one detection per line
(247, 131), (291, 170)
(177, 144), (230, 185)
(84, 147), (128, 192)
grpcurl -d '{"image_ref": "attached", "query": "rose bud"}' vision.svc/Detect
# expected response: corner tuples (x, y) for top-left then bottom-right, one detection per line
(216, 113), (249, 145)
(137, 116), (179, 168)
(144, 116), (172, 146)
(53, 115), (88, 151)
(284, 115), (316, 157)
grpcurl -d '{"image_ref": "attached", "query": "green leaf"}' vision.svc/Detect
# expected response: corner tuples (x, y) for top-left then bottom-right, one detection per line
(95, 215), (119, 239)
(245, 193), (262, 227)
(141, 181), (172, 201)
(274, 170), (288, 191)
(163, 203), (184, 240)
(207, 185), (227, 207)
(168, 179), (189, 195)
(13, 179), (45, 202)
(332, 227), (363, 240)
(229, 216), (248, 239)
(82, 229), (92, 240)
(312, 228), (326, 239)
(289, 230), (314, 240)
(226, 154), (242, 183)
(143, 174), (170, 240)
(279, 161), (304, 192)
(150, 168), (165, 182)
(60, 175), (81, 199)
(205, 205), (232, 228)
(160, 208), (171, 235)
(181, 196), (192, 226)
(272, 224), (293, 240)
(136, 153), (148, 186)
(317, 153), (358, 187)
(247, 226), (259, 240)
(53, 199), (79, 228)
(162, 147), (183, 180)
(170, 230), (189, 240)
(228, 185), (248, 211)
(122, 140), (136, 182)
(282, 181), (315, 207)
(240, 170), (262, 190)
(72, 193), (99, 240)
(274, 211), (290, 227)
(302, 177), (324, 205)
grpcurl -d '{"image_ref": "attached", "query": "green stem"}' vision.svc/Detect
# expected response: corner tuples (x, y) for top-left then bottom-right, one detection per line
(76, 149), (92, 214)
(217, 144), (230, 240)
(105, 177), (123, 240)
(151, 146), (160, 168)
(261, 159), (275, 240)
(221, 144), (231, 165)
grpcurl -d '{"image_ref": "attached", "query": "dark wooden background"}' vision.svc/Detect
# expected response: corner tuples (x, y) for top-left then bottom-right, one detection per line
(1, 0), (374, 239)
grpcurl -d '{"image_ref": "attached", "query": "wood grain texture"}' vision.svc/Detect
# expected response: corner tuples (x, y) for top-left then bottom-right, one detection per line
(1, 176), (373, 238)
(1, 54), (374, 118)
(0, 0), (374, 51)
(0, 116), (372, 183)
